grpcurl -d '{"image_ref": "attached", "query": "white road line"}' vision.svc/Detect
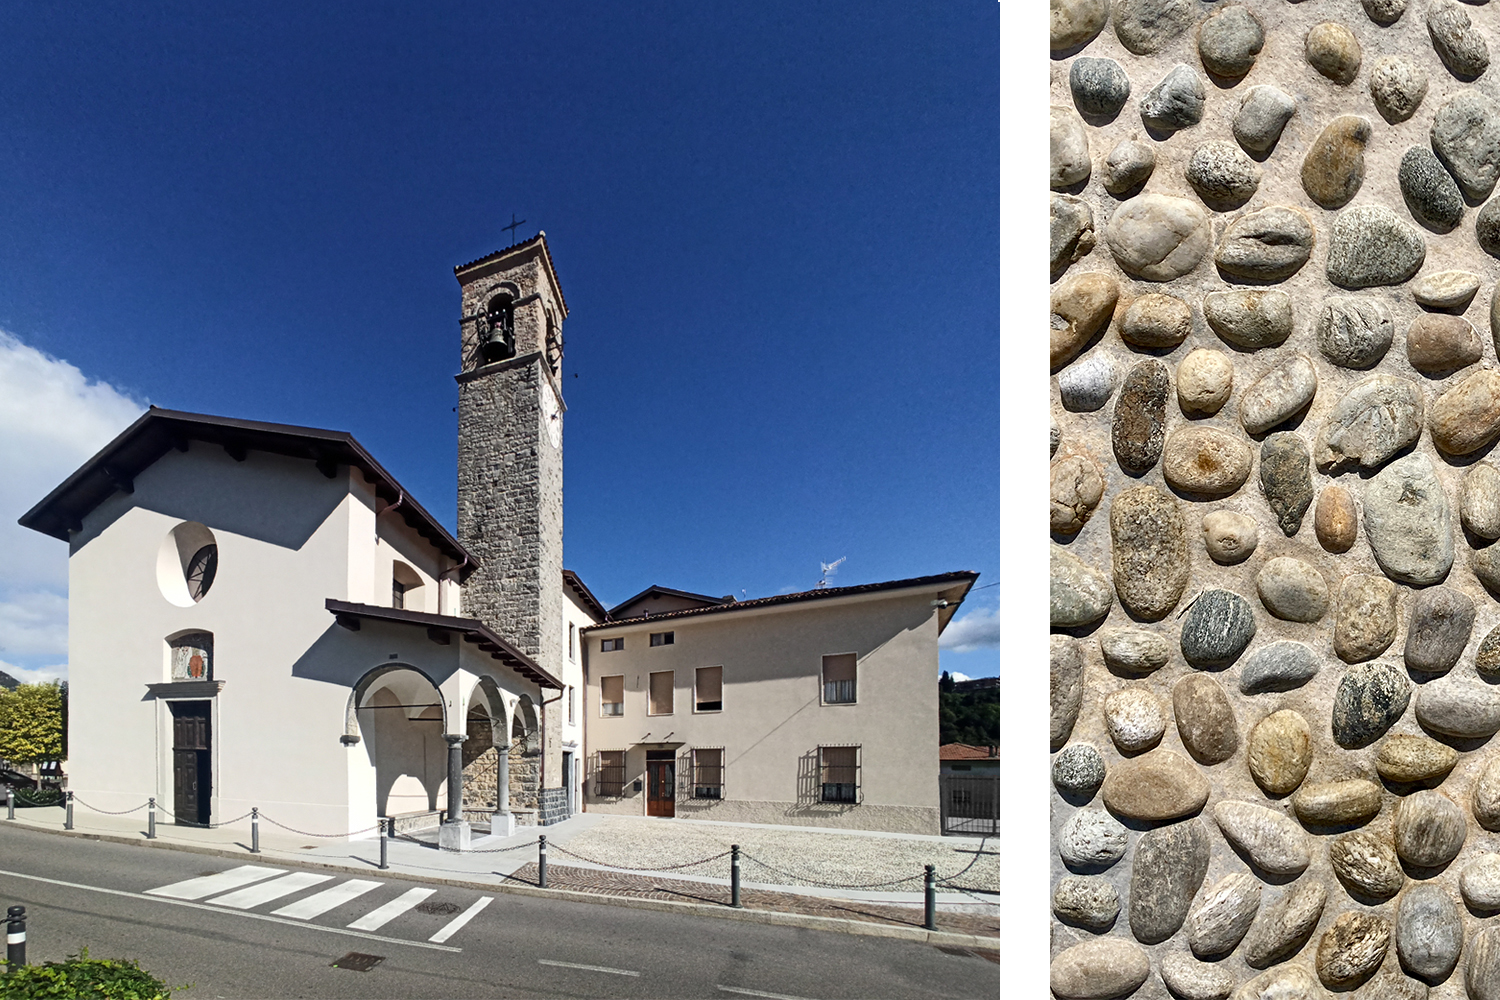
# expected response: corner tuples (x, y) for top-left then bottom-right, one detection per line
(144, 864), (286, 900)
(208, 871), (333, 909)
(271, 879), (382, 920)
(537, 958), (641, 977)
(429, 895), (492, 943)
(716, 987), (819, 1000)
(0, 868), (461, 952)
(347, 886), (434, 931)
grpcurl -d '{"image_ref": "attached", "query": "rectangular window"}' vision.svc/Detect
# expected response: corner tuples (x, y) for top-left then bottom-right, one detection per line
(600, 675), (624, 717)
(649, 671), (674, 715)
(392, 579), (407, 610)
(568, 623), (576, 661)
(650, 631), (674, 647)
(597, 750), (625, 797)
(568, 686), (575, 725)
(822, 653), (857, 704)
(601, 637), (624, 652)
(695, 666), (723, 712)
(820, 746), (859, 803)
(693, 748), (723, 799)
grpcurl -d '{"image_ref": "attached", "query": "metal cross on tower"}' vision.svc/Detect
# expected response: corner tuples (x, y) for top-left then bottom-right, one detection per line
(503, 213), (527, 244)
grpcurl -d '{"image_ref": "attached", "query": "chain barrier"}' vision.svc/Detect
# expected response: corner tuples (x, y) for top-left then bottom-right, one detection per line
(738, 853), (927, 890)
(548, 843), (734, 872)
(395, 832), (542, 855)
(258, 814), (383, 838)
(154, 805), (256, 830)
(66, 795), (149, 816)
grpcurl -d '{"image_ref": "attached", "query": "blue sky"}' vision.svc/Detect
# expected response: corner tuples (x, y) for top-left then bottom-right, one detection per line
(0, 2), (998, 682)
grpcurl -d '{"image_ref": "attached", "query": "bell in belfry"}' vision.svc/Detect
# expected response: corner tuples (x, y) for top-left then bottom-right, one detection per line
(480, 293), (516, 362)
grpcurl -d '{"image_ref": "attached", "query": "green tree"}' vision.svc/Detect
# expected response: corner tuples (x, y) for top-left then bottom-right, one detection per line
(938, 677), (999, 747)
(0, 681), (65, 764)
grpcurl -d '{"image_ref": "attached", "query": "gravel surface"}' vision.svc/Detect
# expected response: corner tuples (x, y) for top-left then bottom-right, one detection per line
(552, 818), (998, 892)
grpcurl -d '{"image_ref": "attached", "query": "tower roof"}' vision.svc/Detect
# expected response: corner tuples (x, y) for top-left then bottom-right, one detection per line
(453, 232), (568, 318)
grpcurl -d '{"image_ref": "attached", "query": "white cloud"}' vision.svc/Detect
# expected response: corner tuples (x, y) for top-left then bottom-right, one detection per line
(0, 331), (145, 678)
(940, 606), (1000, 653)
(948, 671), (971, 682)
(0, 659), (66, 687)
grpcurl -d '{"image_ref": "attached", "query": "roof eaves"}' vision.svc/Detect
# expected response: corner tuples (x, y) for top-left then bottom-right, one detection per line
(452, 234), (568, 317)
(562, 570), (608, 622)
(606, 583), (729, 617)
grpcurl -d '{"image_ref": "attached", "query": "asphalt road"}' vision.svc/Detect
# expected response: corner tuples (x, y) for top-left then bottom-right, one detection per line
(0, 824), (998, 999)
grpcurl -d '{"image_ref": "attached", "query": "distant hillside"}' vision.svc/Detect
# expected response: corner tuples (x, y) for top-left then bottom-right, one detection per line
(939, 672), (998, 747)
(0, 670), (18, 691)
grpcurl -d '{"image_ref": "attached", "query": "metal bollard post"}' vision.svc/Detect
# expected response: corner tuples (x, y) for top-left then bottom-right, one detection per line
(64, 791), (73, 831)
(147, 797), (156, 840)
(538, 835), (548, 889)
(923, 865), (937, 931)
(731, 845), (742, 908)
(6, 788), (13, 821)
(379, 818), (389, 870)
(250, 807), (260, 854)
(6, 905), (25, 969)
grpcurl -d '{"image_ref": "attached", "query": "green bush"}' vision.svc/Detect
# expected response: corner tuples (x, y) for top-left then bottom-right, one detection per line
(0, 949), (175, 999)
(8, 789), (62, 809)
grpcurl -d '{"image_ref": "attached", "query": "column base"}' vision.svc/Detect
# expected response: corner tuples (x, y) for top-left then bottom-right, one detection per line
(438, 819), (471, 852)
(490, 812), (516, 837)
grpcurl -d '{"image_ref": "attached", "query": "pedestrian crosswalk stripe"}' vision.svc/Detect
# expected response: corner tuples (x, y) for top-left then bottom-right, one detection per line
(347, 887), (433, 931)
(429, 895), (491, 943)
(209, 871), (333, 909)
(145, 865), (286, 900)
(271, 879), (382, 920)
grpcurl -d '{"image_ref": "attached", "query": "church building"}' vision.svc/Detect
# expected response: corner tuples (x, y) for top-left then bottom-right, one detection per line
(19, 235), (976, 843)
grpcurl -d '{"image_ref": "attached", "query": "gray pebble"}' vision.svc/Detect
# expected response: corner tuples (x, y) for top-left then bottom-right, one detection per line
(1140, 64), (1204, 132)
(1069, 58), (1130, 118)
(1114, 0), (1194, 55)
(1404, 585), (1475, 674)
(1475, 625), (1500, 678)
(1112, 360), (1170, 474)
(1052, 743), (1105, 795)
(1395, 882), (1462, 980)
(1476, 194), (1500, 258)
(1187, 872), (1260, 959)
(1058, 807), (1128, 868)
(1260, 433), (1314, 538)
(1159, 952), (1234, 1000)
(1050, 938), (1150, 1000)
(1243, 880), (1327, 969)
(1051, 544), (1113, 628)
(1370, 55), (1429, 123)
(1335, 574), (1399, 663)
(1333, 661), (1411, 749)
(1412, 312), (1486, 375)
(1202, 510), (1258, 565)
(1103, 138), (1155, 196)
(1318, 295), (1394, 369)
(1430, 368), (1500, 456)
(1052, 875), (1119, 930)
(1050, 194), (1095, 278)
(1257, 556), (1327, 622)
(1180, 589), (1256, 668)
(1198, 5), (1263, 78)
(1331, 830), (1405, 899)
(1186, 140), (1261, 208)
(1317, 911), (1391, 990)
(1176, 348), (1233, 416)
(1474, 756), (1500, 830)
(1415, 674), (1500, 738)
(1432, 89), (1500, 201)
(1051, 0), (1109, 53)
(1399, 146), (1464, 231)
(1051, 451), (1104, 535)
(1213, 800), (1311, 876)
(1233, 85), (1295, 155)
(1306, 21), (1362, 85)
(1050, 105), (1091, 190)
(1411, 269), (1481, 308)
(1099, 627), (1172, 675)
(1172, 674), (1238, 766)
(1104, 193), (1211, 280)
(1462, 855), (1500, 910)
(1050, 420), (1060, 458)
(1314, 373), (1424, 471)
(1240, 354), (1317, 434)
(1214, 206), (1315, 282)
(1162, 425), (1252, 498)
(1052, 635), (1084, 749)
(1103, 686), (1165, 754)
(1363, 452), (1454, 586)
(1476, 544), (1500, 596)
(1129, 818), (1210, 944)
(1239, 640), (1320, 694)
(1110, 484), (1188, 621)
(1326, 205), (1427, 289)
(1463, 463), (1500, 539)
(1204, 288), (1293, 350)
(1428, 0), (1490, 79)
(1362, 0), (1409, 26)
(1102, 750), (1210, 822)
(1057, 353), (1114, 412)
(1393, 789), (1467, 867)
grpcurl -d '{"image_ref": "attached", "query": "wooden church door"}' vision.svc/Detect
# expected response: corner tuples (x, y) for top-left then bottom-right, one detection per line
(170, 701), (212, 826)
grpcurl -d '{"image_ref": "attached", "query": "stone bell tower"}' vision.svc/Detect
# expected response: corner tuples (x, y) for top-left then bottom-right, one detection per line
(454, 233), (568, 817)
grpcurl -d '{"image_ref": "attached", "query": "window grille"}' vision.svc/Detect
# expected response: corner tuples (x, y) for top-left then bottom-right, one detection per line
(600, 675), (624, 717)
(822, 653), (857, 704)
(819, 746), (860, 803)
(596, 750), (625, 797)
(693, 748), (724, 799)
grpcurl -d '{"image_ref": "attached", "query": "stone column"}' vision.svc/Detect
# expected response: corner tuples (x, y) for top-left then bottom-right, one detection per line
(439, 734), (471, 851)
(492, 742), (515, 837)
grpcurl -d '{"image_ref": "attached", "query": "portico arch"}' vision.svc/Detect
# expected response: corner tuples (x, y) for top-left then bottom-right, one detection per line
(461, 677), (510, 814)
(507, 694), (542, 813)
(346, 663), (449, 819)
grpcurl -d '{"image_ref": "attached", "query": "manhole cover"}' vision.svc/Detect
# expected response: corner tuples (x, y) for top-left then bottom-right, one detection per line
(331, 952), (384, 972)
(415, 900), (461, 916)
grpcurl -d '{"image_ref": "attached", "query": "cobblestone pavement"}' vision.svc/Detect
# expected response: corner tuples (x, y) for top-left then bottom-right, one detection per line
(502, 862), (1000, 940)
(549, 817), (999, 893)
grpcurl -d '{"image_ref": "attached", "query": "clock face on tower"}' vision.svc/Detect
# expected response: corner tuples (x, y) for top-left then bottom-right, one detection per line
(542, 384), (561, 450)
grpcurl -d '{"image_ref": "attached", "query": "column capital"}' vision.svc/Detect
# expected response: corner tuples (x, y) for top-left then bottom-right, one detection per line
(443, 733), (466, 746)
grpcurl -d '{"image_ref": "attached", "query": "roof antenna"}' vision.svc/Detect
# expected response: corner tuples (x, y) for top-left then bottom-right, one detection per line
(817, 557), (846, 589)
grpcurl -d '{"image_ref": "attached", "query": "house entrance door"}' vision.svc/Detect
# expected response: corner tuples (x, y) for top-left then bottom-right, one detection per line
(170, 701), (211, 826)
(645, 752), (675, 818)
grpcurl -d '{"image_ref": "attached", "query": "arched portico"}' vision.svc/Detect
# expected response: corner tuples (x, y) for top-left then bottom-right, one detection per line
(347, 663), (450, 819)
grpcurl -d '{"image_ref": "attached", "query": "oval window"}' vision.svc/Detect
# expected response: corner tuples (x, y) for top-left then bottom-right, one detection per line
(157, 522), (218, 606)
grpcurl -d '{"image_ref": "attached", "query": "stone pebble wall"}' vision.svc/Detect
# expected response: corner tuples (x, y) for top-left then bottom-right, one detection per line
(1049, 0), (1500, 997)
